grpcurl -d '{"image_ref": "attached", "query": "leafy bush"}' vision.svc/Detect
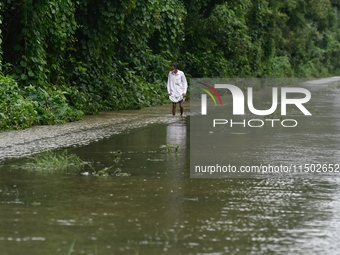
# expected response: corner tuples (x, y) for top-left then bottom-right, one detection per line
(0, 75), (37, 130)
(24, 84), (84, 124)
(0, 74), (83, 131)
(269, 56), (294, 78)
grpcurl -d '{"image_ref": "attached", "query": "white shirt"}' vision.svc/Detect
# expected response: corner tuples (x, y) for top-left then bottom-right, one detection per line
(167, 70), (188, 96)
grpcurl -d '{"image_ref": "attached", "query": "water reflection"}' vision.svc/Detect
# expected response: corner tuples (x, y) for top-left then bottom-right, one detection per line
(164, 121), (187, 255)
(166, 121), (187, 149)
(166, 120), (187, 175)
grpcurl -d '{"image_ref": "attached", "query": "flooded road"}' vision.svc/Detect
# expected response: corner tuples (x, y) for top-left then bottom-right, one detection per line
(0, 78), (340, 255)
(0, 105), (182, 161)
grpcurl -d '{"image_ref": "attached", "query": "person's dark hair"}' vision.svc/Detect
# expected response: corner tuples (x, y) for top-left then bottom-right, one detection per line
(171, 62), (179, 69)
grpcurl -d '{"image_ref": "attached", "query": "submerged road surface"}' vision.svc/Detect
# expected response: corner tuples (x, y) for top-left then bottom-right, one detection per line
(0, 104), (184, 161)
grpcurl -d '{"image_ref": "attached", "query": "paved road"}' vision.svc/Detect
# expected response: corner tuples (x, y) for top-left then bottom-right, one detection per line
(301, 76), (340, 85)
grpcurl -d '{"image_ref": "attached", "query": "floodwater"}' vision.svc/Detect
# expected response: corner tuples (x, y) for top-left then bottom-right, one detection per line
(1, 78), (340, 255)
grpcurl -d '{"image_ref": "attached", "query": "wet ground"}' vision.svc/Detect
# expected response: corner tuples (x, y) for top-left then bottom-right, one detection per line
(0, 104), (186, 162)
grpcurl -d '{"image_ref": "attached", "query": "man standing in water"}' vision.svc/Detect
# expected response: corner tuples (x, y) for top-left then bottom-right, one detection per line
(167, 62), (188, 116)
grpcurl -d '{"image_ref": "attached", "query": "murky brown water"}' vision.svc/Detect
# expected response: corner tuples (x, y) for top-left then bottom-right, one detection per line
(1, 78), (340, 255)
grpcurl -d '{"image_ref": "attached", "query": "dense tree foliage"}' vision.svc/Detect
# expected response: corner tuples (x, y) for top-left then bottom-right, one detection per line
(0, 0), (339, 130)
(182, 0), (340, 77)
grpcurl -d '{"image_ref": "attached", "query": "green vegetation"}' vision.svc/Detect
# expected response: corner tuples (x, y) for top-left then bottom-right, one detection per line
(22, 149), (130, 176)
(0, 75), (83, 131)
(160, 144), (180, 154)
(92, 150), (130, 177)
(67, 239), (76, 255)
(0, 0), (339, 131)
(24, 150), (86, 173)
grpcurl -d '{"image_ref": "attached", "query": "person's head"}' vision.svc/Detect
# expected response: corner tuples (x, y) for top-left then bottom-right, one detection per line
(171, 62), (179, 71)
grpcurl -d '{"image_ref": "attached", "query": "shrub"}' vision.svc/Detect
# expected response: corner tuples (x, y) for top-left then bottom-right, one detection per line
(0, 74), (84, 131)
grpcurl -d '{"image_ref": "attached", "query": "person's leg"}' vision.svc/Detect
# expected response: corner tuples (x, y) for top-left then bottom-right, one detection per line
(172, 103), (176, 116)
(179, 101), (184, 116)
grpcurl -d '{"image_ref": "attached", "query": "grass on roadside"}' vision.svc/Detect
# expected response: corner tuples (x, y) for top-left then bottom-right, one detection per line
(24, 150), (86, 173)
(22, 149), (130, 177)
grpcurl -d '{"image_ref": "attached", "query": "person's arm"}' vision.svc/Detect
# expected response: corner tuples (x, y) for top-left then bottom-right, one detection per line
(167, 72), (171, 95)
(182, 72), (188, 96)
